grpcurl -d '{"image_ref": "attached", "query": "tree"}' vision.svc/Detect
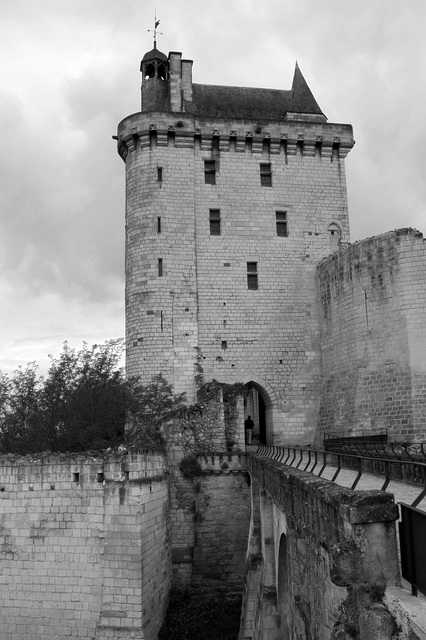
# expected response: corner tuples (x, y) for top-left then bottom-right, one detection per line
(0, 340), (187, 454)
(126, 374), (187, 448)
(40, 339), (127, 452)
(0, 364), (40, 453)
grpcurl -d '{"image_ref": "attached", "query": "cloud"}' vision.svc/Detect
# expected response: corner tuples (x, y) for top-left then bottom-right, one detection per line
(0, 0), (426, 372)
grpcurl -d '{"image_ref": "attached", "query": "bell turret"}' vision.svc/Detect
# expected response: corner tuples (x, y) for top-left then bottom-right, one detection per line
(140, 45), (169, 112)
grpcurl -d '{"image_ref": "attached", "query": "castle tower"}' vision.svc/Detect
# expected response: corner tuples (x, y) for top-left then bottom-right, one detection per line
(117, 46), (354, 445)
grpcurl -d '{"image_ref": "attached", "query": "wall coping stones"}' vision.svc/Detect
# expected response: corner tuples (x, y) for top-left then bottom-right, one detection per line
(249, 454), (398, 542)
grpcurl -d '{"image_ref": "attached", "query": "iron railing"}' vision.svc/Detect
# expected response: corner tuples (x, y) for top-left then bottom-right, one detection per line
(255, 444), (426, 597)
(256, 445), (426, 496)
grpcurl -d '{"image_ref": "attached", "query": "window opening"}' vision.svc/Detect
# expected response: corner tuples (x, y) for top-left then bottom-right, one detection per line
(158, 258), (163, 277)
(328, 223), (341, 251)
(247, 262), (258, 290)
(204, 160), (216, 185)
(209, 209), (221, 235)
(144, 63), (155, 79)
(260, 163), (272, 187)
(157, 167), (163, 182)
(157, 64), (167, 81)
(276, 211), (288, 237)
(157, 217), (162, 233)
(221, 340), (228, 350)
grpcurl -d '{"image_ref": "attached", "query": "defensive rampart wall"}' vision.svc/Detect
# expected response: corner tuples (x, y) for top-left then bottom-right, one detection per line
(317, 228), (426, 442)
(0, 451), (171, 640)
(241, 454), (400, 639)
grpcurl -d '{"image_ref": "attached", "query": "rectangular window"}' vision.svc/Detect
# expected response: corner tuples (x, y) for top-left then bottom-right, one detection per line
(157, 217), (162, 233)
(157, 167), (163, 182)
(276, 211), (288, 237)
(260, 163), (272, 187)
(247, 262), (258, 290)
(209, 209), (221, 235)
(158, 258), (163, 277)
(204, 160), (216, 185)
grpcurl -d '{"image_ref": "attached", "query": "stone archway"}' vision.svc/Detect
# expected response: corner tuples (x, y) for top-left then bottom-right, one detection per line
(243, 381), (273, 444)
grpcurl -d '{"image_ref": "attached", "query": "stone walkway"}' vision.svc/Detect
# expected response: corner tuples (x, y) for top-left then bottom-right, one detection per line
(249, 446), (426, 635)
(249, 446), (426, 510)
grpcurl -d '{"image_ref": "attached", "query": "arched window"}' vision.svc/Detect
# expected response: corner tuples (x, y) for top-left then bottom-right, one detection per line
(144, 63), (155, 79)
(157, 64), (167, 81)
(328, 222), (341, 251)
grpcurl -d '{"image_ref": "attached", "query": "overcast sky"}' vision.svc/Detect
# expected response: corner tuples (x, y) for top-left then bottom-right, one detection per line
(0, 0), (425, 375)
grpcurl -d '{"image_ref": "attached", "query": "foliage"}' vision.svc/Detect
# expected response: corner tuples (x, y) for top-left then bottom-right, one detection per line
(158, 590), (241, 640)
(0, 340), (126, 453)
(0, 341), (186, 454)
(179, 455), (203, 479)
(125, 374), (187, 448)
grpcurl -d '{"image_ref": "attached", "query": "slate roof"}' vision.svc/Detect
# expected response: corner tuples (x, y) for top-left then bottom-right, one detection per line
(189, 64), (325, 120)
(141, 46), (168, 64)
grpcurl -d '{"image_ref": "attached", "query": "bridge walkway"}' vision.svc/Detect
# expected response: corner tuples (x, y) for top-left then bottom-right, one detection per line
(248, 444), (426, 637)
(248, 445), (426, 510)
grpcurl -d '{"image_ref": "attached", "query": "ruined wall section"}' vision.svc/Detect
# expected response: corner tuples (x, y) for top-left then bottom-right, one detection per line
(191, 455), (250, 599)
(317, 229), (426, 441)
(118, 112), (354, 443)
(0, 451), (171, 640)
(164, 392), (249, 591)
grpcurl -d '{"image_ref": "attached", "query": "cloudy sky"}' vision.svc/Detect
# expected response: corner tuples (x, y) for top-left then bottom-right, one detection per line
(0, 0), (425, 374)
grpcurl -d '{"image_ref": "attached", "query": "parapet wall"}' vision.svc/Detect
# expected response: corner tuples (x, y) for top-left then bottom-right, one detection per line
(0, 451), (171, 640)
(316, 229), (426, 441)
(242, 455), (400, 639)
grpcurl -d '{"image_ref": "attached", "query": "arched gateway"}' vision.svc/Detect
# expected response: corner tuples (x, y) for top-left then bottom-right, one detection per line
(243, 381), (273, 444)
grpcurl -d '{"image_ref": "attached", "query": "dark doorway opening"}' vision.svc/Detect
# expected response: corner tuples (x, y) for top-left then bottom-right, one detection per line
(243, 383), (269, 445)
(258, 393), (266, 444)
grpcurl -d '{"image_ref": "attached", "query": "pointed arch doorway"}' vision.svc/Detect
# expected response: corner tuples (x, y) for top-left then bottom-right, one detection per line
(243, 382), (270, 444)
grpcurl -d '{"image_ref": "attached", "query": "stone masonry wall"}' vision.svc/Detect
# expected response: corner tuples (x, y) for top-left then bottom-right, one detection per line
(166, 418), (250, 595)
(241, 454), (400, 640)
(0, 451), (171, 640)
(118, 110), (354, 445)
(317, 229), (426, 442)
(164, 388), (249, 593)
(191, 455), (250, 599)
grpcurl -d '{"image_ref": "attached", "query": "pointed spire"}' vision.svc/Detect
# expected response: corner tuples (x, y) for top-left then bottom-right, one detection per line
(290, 63), (325, 117)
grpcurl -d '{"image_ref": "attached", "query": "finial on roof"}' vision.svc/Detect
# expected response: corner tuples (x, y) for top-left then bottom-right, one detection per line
(147, 11), (163, 49)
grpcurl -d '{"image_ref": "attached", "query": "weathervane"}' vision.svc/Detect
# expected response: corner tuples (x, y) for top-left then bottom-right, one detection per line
(147, 11), (163, 49)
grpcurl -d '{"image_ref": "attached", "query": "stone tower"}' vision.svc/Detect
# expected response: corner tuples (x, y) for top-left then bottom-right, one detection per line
(117, 45), (354, 445)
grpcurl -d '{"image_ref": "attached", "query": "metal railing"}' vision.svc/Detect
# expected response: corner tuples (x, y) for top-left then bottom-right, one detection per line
(255, 444), (426, 597)
(256, 445), (426, 499)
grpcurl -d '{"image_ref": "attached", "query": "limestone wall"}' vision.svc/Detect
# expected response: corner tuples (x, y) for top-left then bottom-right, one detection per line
(317, 228), (426, 441)
(0, 451), (171, 640)
(242, 454), (400, 640)
(118, 110), (354, 445)
(166, 440), (251, 597)
(191, 455), (251, 598)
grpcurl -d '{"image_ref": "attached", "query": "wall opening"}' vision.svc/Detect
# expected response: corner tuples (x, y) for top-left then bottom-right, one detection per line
(277, 533), (291, 639)
(328, 222), (341, 252)
(243, 382), (271, 444)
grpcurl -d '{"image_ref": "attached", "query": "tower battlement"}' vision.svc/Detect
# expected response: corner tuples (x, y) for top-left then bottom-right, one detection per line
(117, 113), (353, 161)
